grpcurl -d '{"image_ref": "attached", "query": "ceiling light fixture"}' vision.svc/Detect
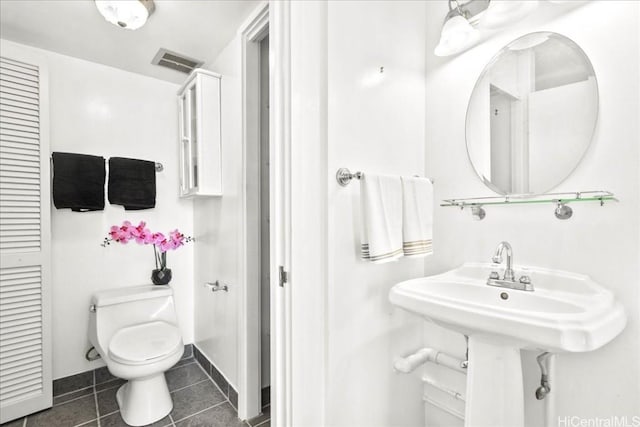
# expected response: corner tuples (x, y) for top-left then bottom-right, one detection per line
(95, 0), (155, 30)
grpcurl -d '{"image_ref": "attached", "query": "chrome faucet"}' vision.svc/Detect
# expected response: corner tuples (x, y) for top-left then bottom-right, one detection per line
(487, 241), (534, 291)
(492, 241), (515, 281)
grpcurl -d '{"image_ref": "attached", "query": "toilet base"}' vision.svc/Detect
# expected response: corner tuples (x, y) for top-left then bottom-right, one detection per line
(116, 374), (173, 426)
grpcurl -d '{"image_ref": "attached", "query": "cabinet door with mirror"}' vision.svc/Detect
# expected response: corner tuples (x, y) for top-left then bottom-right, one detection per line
(466, 32), (598, 195)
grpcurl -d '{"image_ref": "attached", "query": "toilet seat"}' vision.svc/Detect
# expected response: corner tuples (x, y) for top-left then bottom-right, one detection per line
(108, 320), (182, 366)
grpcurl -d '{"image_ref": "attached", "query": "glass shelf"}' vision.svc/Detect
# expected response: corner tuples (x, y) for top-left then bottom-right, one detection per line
(440, 191), (617, 220)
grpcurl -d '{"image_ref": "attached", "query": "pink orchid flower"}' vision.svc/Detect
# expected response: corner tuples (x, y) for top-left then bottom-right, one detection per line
(152, 232), (165, 245)
(142, 232), (155, 244)
(168, 230), (185, 249)
(109, 225), (130, 243)
(131, 221), (153, 244)
(159, 239), (173, 253)
(102, 222), (193, 271)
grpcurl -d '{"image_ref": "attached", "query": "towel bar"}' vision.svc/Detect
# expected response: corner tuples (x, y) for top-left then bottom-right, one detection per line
(336, 168), (433, 186)
(336, 168), (363, 186)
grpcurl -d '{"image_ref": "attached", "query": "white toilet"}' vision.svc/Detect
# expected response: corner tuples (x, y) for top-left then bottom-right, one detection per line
(89, 285), (184, 426)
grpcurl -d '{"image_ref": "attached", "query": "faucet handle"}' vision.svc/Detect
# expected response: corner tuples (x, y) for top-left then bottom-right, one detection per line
(489, 271), (500, 280)
(519, 275), (532, 285)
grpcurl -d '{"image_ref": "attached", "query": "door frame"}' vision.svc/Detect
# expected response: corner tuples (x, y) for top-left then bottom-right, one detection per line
(268, 1), (293, 425)
(238, 1), (273, 421)
(241, 2), (328, 425)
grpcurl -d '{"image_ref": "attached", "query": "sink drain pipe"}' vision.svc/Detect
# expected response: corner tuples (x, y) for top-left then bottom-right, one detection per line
(394, 347), (467, 374)
(536, 352), (556, 427)
(395, 347), (467, 422)
(535, 352), (551, 399)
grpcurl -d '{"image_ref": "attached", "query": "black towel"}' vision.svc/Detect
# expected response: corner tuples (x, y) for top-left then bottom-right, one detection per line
(108, 157), (156, 210)
(52, 152), (105, 212)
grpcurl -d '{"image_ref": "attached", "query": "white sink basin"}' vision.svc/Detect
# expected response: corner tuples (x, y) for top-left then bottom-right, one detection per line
(390, 262), (626, 426)
(390, 262), (626, 352)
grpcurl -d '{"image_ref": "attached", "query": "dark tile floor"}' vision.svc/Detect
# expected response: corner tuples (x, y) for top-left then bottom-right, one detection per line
(2, 357), (270, 427)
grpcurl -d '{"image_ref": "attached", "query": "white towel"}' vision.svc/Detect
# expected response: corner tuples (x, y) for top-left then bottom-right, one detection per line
(360, 174), (404, 263)
(401, 176), (433, 257)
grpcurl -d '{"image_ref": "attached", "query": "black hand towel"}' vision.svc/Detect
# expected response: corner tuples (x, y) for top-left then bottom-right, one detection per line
(52, 152), (105, 212)
(108, 157), (156, 210)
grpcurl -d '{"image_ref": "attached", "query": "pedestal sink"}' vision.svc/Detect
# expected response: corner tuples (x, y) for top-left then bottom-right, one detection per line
(389, 263), (626, 427)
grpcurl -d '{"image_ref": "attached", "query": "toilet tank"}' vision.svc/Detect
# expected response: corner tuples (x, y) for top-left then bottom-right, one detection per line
(89, 285), (179, 356)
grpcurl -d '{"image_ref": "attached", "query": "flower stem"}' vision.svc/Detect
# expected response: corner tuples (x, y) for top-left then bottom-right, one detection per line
(154, 245), (159, 270)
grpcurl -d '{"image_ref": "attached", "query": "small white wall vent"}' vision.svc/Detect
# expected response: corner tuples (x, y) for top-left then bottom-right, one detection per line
(152, 48), (204, 74)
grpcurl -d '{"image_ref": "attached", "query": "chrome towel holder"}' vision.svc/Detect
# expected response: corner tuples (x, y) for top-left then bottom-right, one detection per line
(336, 168), (433, 186)
(336, 168), (363, 186)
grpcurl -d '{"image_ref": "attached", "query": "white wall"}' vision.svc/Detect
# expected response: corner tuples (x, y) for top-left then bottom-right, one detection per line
(425, 1), (639, 425)
(324, 2), (427, 426)
(193, 35), (242, 388)
(0, 40), (194, 380)
(285, 1), (428, 424)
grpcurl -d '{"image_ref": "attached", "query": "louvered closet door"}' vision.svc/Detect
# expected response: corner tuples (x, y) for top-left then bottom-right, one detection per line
(0, 43), (52, 424)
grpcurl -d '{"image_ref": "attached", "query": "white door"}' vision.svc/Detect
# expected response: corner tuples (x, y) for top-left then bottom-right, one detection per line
(0, 41), (52, 424)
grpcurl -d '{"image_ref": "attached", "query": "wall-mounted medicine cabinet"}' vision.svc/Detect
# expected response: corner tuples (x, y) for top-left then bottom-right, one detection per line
(177, 69), (222, 197)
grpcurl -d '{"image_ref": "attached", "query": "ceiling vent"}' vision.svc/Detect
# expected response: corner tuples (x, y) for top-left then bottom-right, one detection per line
(152, 48), (204, 74)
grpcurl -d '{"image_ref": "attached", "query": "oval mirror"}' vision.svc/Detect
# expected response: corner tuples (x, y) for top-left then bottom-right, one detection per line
(465, 32), (598, 195)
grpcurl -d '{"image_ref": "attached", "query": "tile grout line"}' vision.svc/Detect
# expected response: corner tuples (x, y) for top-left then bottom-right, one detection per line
(192, 349), (242, 422)
(51, 389), (98, 409)
(254, 420), (271, 427)
(53, 390), (94, 406)
(170, 378), (211, 394)
(197, 362), (228, 398)
(169, 361), (197, 371)
(171, 400), (227, 424)
(72, 417), (99, 427)
(194, 347), (232, 393)
(101, 409), (119, 418)
(94, 377), (101, 427)
(95, 379), (126, 393)
(192, 356), (233, 408)
(54, 384), (94, 399)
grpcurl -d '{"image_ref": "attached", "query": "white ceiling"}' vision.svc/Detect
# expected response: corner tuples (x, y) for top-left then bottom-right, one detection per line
(0, 0), (260, 84)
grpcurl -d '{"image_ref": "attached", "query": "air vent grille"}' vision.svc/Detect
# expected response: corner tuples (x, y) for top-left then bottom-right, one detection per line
(152, 49), (204, 74)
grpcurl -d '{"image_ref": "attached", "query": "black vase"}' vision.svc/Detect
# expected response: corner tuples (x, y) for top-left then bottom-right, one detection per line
(151, 268), (172, 285)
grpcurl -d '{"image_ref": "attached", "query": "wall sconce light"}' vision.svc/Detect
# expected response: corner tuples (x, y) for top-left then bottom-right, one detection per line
(434, 0), (542, 57)
(434, 0), (486, 57)
(95, 0), (155, 30)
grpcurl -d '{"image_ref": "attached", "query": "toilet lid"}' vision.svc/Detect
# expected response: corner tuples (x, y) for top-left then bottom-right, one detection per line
(108, 321), (182, 365)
